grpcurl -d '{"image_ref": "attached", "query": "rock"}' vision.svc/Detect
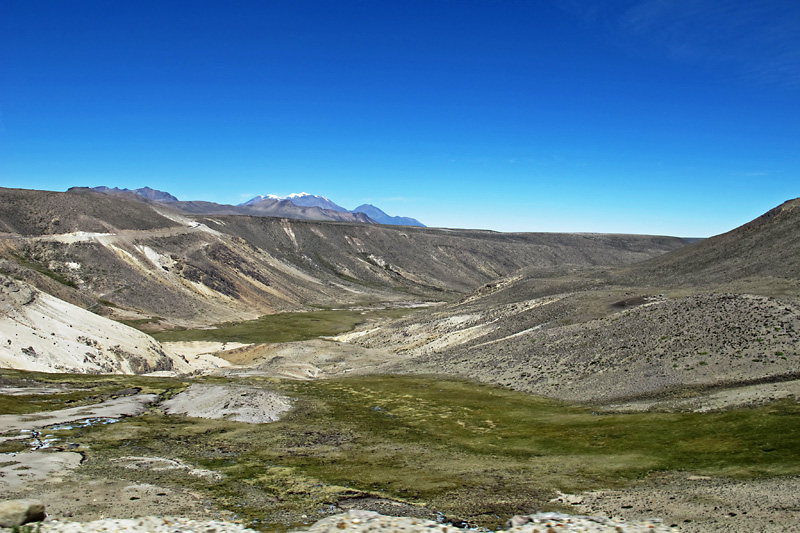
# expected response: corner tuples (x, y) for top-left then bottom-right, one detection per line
(0, 499), (46, 527)
(506, 515), (533, 528)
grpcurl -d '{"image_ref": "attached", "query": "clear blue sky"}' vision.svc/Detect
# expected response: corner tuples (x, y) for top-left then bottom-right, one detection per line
(2, 1), (798, 236)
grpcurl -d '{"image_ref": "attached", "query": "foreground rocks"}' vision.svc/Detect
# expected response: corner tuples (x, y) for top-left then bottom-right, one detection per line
(299, 510), (673, 532)
(0, 499), (46, 528)
(4, 510), (673, 532)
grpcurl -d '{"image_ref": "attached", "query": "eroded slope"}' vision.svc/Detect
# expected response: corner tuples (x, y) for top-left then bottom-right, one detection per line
(343, 198), (800, 404)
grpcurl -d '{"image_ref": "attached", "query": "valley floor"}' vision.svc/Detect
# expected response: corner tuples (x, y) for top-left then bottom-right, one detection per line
(2, 361), (800, 532)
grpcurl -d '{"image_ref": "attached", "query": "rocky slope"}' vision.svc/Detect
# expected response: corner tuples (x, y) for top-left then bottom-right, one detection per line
(0, 274), (195, 374)
(343, 198), (800, 404)
(0, 187), (179, 236)
(355, 291), (800, 402)
(619, 197), (800, 293)
(23, 510), (673, 532)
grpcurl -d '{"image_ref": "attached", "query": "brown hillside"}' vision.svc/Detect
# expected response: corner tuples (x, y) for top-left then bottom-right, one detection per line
(348, 197), (800, 404)
(0, 187), (689, 327)
(620, 197), (800, 290)
(0, 187), (179, 236)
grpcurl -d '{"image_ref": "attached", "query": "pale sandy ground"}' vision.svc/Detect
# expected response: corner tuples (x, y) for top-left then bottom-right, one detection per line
(0, 275), (249, 377)
(0, 278), (182, 374)
(161, 383), (292, 423)
(0, 451), (82, 493)
(161, 341), (249, 360)
(213, 338), (401, 380)
(160, 341), (241, 373)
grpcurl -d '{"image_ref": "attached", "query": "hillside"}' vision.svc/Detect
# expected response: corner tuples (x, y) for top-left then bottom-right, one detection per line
(619, 197), (800, 293)
(343, 197), (800, 404)
(0, 273), (204, 374)
(0, 187), (179, 236)
(1, 191), (798, 533)
(0, 187), (689, 331)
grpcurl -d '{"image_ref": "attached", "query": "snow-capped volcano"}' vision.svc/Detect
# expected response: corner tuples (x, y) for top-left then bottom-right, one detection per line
(241, 192), (425, 227)
(241, 192), (348, 212)
(241, 194), (283, 205)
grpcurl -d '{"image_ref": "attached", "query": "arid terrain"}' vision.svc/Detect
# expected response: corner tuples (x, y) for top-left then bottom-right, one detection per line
(1, 187), (799, 531)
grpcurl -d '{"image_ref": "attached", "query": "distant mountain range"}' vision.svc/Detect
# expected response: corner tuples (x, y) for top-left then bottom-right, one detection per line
(90, 186), (179, 203)
(85, 187), (425, 227)
(351, 204), (425, 227)
(242, 192), (426, 227)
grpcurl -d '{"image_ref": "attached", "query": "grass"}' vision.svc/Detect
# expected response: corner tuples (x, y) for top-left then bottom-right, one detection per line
(118, 316), (165, 330)
(14, 373), (798, 532)
(10, 253), (77, 288)
(0, 369), (188, 415)
(148, 308), (417, 344)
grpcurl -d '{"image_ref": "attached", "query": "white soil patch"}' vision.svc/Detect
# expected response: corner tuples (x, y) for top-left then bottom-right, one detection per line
(161, 341), (247, 371)
(0, 394), (157, 442)
(331, 327), (381, 342)
(0, 451), (82, 491)
(162, 341), (249, 358)
(161, 384), (292, 423)
(113, 456), (222, 480)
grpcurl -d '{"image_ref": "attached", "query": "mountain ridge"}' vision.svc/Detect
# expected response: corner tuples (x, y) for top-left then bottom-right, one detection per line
(84, 186), (422, 226)
(242, 192), (425, 226)
(351, 204), (425, 227)
(88, 186), (179, 202)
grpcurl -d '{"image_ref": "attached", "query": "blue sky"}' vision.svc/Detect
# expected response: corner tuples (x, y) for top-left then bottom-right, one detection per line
(2, 0), (798, 236)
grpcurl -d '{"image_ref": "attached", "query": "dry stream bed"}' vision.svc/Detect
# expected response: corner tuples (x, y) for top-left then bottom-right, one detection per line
(2, 370), (800, 531)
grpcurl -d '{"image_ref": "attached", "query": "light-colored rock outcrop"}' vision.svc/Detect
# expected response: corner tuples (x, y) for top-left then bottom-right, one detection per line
(0, 499), (46, 528)
(162, 383), (292, 423)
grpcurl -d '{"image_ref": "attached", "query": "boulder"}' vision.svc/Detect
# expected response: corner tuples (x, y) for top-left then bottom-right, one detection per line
(0, 499), (46, 527)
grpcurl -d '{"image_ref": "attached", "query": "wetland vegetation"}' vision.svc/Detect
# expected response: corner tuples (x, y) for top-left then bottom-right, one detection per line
(144, 308), (418, 344)
(4, 370), (800, 531)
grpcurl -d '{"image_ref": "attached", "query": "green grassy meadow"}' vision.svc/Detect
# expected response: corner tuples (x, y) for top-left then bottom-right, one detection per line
(146, 308), (415, 344)
(4, 371), (800, 530)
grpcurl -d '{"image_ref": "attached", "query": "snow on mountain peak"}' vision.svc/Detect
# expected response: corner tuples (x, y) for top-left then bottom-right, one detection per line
(286, 192), (327, 200)
(240, 192), (424, 226)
